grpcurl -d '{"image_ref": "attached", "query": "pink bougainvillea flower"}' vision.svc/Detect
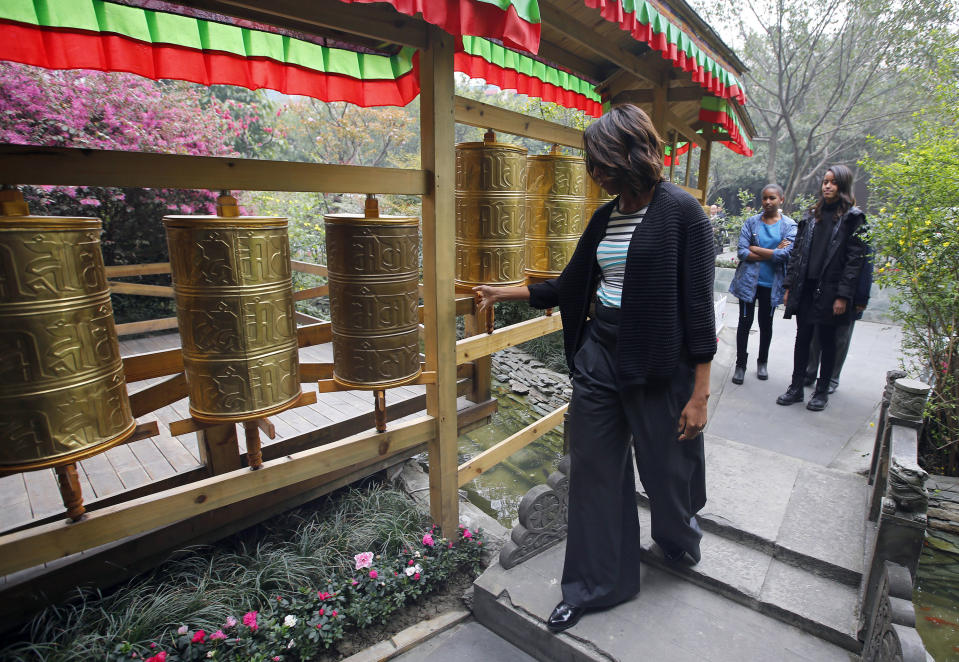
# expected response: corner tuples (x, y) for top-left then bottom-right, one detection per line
(225, 616), (237, 628)
(243, 611), (259, 630)
(369, 570), (378, 579)
(354, 552), (374, 569)
(191, 630), (206, 643)
(210, 630), (227, 641)
(145, 652), (167, 662)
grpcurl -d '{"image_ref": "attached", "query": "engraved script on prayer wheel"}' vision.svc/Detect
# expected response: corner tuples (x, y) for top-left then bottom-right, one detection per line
(324, 198), (421, 389)
(0, 209), (136, 471)
(525, 150), (587, 278)
(585, 176), (613, 222)
(164, 213), (300, 422)
(455, 134), (528, 287)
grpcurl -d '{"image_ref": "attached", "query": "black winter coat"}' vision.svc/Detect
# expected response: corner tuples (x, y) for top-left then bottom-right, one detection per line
(527, 181), (716, 385)
(783, 205), (868, 325)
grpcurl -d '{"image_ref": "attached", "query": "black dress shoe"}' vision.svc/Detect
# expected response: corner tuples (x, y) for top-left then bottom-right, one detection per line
(757, 362), (768, 380)
(827, 380), (839, 394)
(776, 385), (804, 406)
(731, 365), (745, 384)
(807, 390), (829, 411)
(547, 601), (585, 633)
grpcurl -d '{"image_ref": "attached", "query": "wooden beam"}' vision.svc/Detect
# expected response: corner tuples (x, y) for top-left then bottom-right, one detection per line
(458, 404), (568, 486)
(540, 1), (657, 88)
(0, 145), (428, 195)
(611, 86), (706, 105)
(290, 260), (328, 277)
(197, 423), (242, 476)
(293, 285), (329, 301)
(116, 317), (179, 337)
(697, 140), (712, 195)
(108, 282), (175, 298)
(297, 322), (332, 347)
(456, 314), (563, 363)
(665, 110), (707, 149)
(105, 263), (170, 277)
(454, 97), (584, 149)
(175, 0), (429, 49)
(122, 348), (184, 383)
(129, 373), (188, 418)
(420, 26), (460, 538)
(0, 416), (435, 577)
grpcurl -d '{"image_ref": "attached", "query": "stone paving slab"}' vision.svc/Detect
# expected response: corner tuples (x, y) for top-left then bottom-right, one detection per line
(390, 620), (538, 662)
(775, 465), (868, 584)
(473, 540), (854, 662)
(759, 559), (860, 652)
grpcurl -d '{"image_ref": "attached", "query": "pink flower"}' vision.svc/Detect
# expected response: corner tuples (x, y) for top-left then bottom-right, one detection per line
(317, 591), (332, 600)
(414, 573), (420, 580)
(408, 559), (415, 566)
(351, 579), (358, 586)
(463, 529), (472, 539)
(273, 657), (281, 661)
(150, 643), (157, 649)
(319, 608), (325, 616)
(191, 630), (206, 643)
(225, 616), (237, 628)
(177, 625), (188, 635)
(354, 552), (374, 569)
(448, 542), (453, 549)
(243, 611), (259, 631)
(145, 653), (167, 662)
(331, 610), (338, 617)
(423, 533), (435, 547)
(210, 630), (227, 641)
(369, 570), (378, 579)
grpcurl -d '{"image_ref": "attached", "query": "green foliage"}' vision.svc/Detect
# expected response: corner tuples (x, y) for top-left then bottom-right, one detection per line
(494, 301), (567, 373)
(861, 53), (959, 473)
(0, 486), (483, 662)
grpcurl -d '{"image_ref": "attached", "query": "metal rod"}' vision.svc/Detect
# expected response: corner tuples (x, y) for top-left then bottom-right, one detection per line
(374, 390), (387, 432)
(55, 463), (85, 521)
(244, 420), (264, 469)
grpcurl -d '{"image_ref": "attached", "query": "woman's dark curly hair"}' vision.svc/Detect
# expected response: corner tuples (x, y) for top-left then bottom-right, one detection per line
(583, 104), (663, 194)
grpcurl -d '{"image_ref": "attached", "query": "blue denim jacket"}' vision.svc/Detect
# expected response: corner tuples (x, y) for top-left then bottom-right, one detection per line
(728, 212), (797, 307)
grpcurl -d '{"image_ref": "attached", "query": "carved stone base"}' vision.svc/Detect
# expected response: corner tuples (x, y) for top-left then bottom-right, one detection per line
(861, 561), (929, 662)
(499, 456), (569, 569)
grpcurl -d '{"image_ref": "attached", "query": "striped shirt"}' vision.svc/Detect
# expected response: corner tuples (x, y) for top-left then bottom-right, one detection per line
(596, 204), (647, 308)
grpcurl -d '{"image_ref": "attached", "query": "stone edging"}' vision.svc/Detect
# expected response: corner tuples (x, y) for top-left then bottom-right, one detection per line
(338, 609), (471, 662)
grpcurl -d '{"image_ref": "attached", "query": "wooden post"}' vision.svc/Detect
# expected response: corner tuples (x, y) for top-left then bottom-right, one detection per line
(651, 83), (667, 140)
(374, 390), (387, 433)
(197, 422), (242, 475)
(668, 131), (677, 183)
(684, 146), (693, 187)
(54, 464), (85, 521)
(697, 140), (712, 195)
(419, 26), (459, 537)
(243, 421), (264, 470)
(463, 310), (492, 404)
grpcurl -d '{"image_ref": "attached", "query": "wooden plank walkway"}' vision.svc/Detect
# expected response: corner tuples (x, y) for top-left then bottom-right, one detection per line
(0, 330), (431, 533)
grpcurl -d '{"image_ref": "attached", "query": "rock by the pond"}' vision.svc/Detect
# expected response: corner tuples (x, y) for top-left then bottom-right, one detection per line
(510, 381), (530, 395)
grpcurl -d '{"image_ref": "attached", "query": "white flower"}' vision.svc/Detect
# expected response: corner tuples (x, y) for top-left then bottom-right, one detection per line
(177, 625), (189, 635)
(288, 639), (296, 649)
(206, 652), (215, 659)
(283, 614), (297, 628)
(404, 563), (423, 576)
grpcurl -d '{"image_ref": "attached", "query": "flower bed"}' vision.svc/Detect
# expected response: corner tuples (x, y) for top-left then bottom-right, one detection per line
(110, 526), (482, 662)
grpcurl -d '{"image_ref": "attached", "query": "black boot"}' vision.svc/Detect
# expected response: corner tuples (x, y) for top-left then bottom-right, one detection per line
(807, 380), (829, 411)
(757, 362), (768, 380)
(776, 384), (804, 405)
(732, 365), (746, 384)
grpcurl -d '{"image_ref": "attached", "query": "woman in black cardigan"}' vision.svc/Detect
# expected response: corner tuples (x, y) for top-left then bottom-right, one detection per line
(776, 165), (868, 411)
(474, 105), (715, 633)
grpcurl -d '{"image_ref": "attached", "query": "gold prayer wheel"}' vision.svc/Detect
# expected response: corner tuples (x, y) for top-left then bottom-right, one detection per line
(585, 176), (614, 221)
(525, 149), (587, 278)
(0, 194), (135, 473)
(324, 196), (421, 390)
(455, 131), (528, 288)
(164, 200), (300, 423)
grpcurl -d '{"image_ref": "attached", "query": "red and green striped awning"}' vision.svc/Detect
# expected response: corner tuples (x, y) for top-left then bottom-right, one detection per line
(456, 37), (603, 117)
(585, 0), (747, 105)
(700, 96), (753, 156)
(0, 0), (420, 107)
(340, 0), (542, 55)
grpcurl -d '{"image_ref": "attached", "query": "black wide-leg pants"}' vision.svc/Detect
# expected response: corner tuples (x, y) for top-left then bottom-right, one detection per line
(561, 306), (706, 609)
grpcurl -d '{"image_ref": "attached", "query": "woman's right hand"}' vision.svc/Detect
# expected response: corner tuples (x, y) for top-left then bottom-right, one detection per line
(473, 285), (503, 314)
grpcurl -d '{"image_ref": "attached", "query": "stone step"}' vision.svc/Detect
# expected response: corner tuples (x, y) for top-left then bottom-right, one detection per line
(637, 504), (861, 652)
(473, 540), (856, 662)
(638, 435), (869, 586)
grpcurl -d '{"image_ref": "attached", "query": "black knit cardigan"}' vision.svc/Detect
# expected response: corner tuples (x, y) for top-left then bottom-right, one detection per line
(528, 181), (716, 385)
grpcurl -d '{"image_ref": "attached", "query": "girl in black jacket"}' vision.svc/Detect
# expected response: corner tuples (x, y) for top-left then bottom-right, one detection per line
(776, 165), (868, 411)
(474, 105), (715, 633)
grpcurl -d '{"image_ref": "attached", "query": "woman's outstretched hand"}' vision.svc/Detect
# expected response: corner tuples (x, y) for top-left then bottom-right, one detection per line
(473, 285), (505, 314)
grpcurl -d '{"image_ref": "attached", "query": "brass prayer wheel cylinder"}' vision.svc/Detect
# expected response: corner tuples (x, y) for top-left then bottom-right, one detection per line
(164, 213), (301, 422)
(525, 151), (587, 278)
(455, 136), (528, 287)
(0, 213), (136, 472)
(585, 176), (613, 222)
(324, 199), (421, 389)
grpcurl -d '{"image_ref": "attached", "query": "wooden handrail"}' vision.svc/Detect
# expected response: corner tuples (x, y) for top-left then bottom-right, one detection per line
(455, 314), (563, 364)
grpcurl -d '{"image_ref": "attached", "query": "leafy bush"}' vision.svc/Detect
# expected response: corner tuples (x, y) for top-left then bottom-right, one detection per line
(861, 54), (959, 473)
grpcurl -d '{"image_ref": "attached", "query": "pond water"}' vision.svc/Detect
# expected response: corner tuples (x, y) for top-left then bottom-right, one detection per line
(459, 379), (565, 527)
(916, 529), (959, 661)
